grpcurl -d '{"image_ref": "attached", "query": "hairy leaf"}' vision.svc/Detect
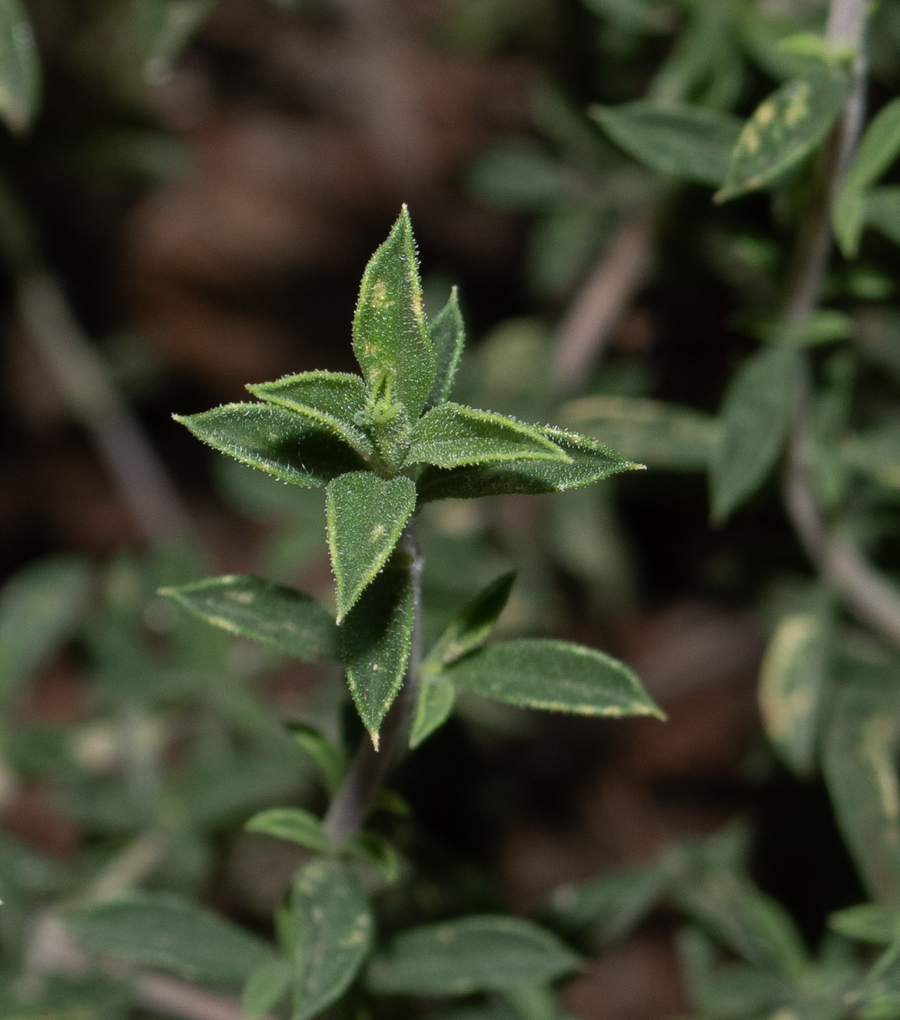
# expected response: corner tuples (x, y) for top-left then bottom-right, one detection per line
(290, 859), (374, 1020)
(418, 426), (639, 502)
(710, 346), (803, 522)
(0, 0), (39, 133)
(716, 69), (848, 201)
(245, 808), (330, 854)
(64, 894), (276, 984)
(288, 724), (348, 796)
(427, 288), (466, 406)
(446, 640), (662, 719)
(175, 404), (366, 487)
(591, 102), (742, 186)
(829, 904), (900, 945)
(409, 674), (456, 749)
(326, 472), (417, 621)
(425, 572), (516, 669)
(366, 915), (581, 996)
(342, 558), (416, 744)
(410, 403), (570, 470)
(353, 206), (435, 420)
(160, 574), (340, 662)
(243, 958), (292, 1020)
(248, 372), (372, 455)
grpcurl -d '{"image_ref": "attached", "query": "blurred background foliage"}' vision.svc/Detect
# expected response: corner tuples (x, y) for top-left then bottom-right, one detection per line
(3, 0), (900, 1018)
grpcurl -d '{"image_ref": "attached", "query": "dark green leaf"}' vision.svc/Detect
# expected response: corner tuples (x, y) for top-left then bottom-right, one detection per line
(425, 572), (516, 669)
(353, 206), (435, 420)
(341, 557), (416, 744)
(0, 0), (39, 133)
(243, 958), (292, 1020)
(245, 808), (330, 854)
(0, 557), (90, 707)
(410, 674), (456, 749)
(160, 574), (340, 662)
(716, 69), (848, 201)
(64, 894), (276, 984)
(427, 288), (466, 407)
(446, 639), (662, 719)
(288, 724), (348, 797)
(366, 915), (581, 996)
(845, 97), (900, 193)
(175, 404), (366, 487)
(290, 859), (374, 1020)
(417, 426), (639, 502)
(133, 0), (215, 71)
(868, 187), (900, 247)
(546, 864), (664, 945)
(710, 346), (803, 522)
(247, 371), (372, 455)
(833, 185), (867, 258)
(326, 472), (416, 621)
(344, 831), (402, 883)
(829, 905), (900, 945)
(410, 403), (569, 470)
(590, 102), (742, 186)
(468, 141), (577, 210)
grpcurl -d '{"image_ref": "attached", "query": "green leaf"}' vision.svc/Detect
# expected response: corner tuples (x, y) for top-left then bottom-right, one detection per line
(64, 893), (276, 984)
(561, 396), (720, 471)
(832, 185), (868, 258)
(175, 404), (366, 487)
(366, 915), (582, 996)
(243, 958), (292, 1019)
(867, 186), (900, 247)
(290, 859), (374, 1020)
(247, 372), (373, 455)
(133, 0), (215, 72)
(829, 905), (900, 945)
(326, 472), (417, 621)
(710, 346), (803, 523)
(845, 97), (900, 193)
(590, 102), (742, 187)
(758, 603), (832, 777)
(344, 831), (402, 883)
(546, 864), (664, 945)
(245, 808), (330, 854)
(410, 403), (570, 470)
(159, 574), (340, 662)
(410, 675), (456, 749)
(716, 69), (848, 202)
(425, 572), (516, 669)
(0, 0), (39, 133)
(0, 557), (90, 707)
(446, 639), (662, 720)
(468, 140), (578, 211)
(417, 426), (639, 502)
(353, 206), (435, 420)
(427, 288), (466, 406)
(288, 724), (348, 797)
(502, 983), (566, 1020)
(341, 556), (416, 744)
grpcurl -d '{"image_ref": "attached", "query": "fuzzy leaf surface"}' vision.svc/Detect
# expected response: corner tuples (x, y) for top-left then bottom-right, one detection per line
(591, 102), (742, 186)
(245, 808), (330, 854)
(352, 206), (434, 420)
(367, 915), (581, 996)
(0, 0), (40, 133)
(710, 346), (803, 522)
(446, 640), (662, 719)
(417, 426), (639, 502)
(160, 574), (340, 662)
(425, 572), (516, 669)
(290, 859), (374, 1020)
(243, 959), (292, 1020)
(410, 403), (570, 470)
(427, 288), (466, 406)
(341, 558), (416, 743)
(326, 472), (416, 621)
(409, 675), (456, 749)
(716, 70), (848, 201)
(248, 372), (372, 454)
(176, 404), (365, 487)
(64, 893), (276, 984)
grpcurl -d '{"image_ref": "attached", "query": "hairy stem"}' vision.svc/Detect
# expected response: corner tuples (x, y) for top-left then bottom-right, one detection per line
(323, 530), (423, 844)
(780, 0), (900, 648)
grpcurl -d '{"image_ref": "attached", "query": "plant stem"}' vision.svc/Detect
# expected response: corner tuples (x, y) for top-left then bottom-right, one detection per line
(780, 0), (900, 649)
(322, 530), (423, 844)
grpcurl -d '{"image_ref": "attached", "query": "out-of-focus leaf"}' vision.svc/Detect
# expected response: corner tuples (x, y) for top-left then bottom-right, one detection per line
(581, 0), (675, 35)
(845, 97), (900, 193)
(353, 206), (434, 421)
(245, 808), (330, 854)
(0, 557), (90, 707)
(366, 916), (582, 996)
(344, 831), (401, 883)
(710, 346), (803, 522)
(288, 725), (348, 797)
(716, 69), (848, 201)
(867, 186), (900, 247)
(243, 958), (292, 1020)
(546, 864), (664, 945)
(64, 894), (276, 984)
(562, 396), (719, 471)
(591, 102), (742, 186)
(468, 141), (577, 210)
(446, 640), (663, 720)
(326, 472), (417, 622)
(290, 859), (373, 1020)
(833, 186), (868, 258)
(0, 0), (40, 133)
(829, 904), (900, 945)
(159, 575), (340, 662)
(174, 405), (366, 487)
(428, 288), (466, 407)
(425, 572), (516, 669)
(133, 0), (216, 78)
